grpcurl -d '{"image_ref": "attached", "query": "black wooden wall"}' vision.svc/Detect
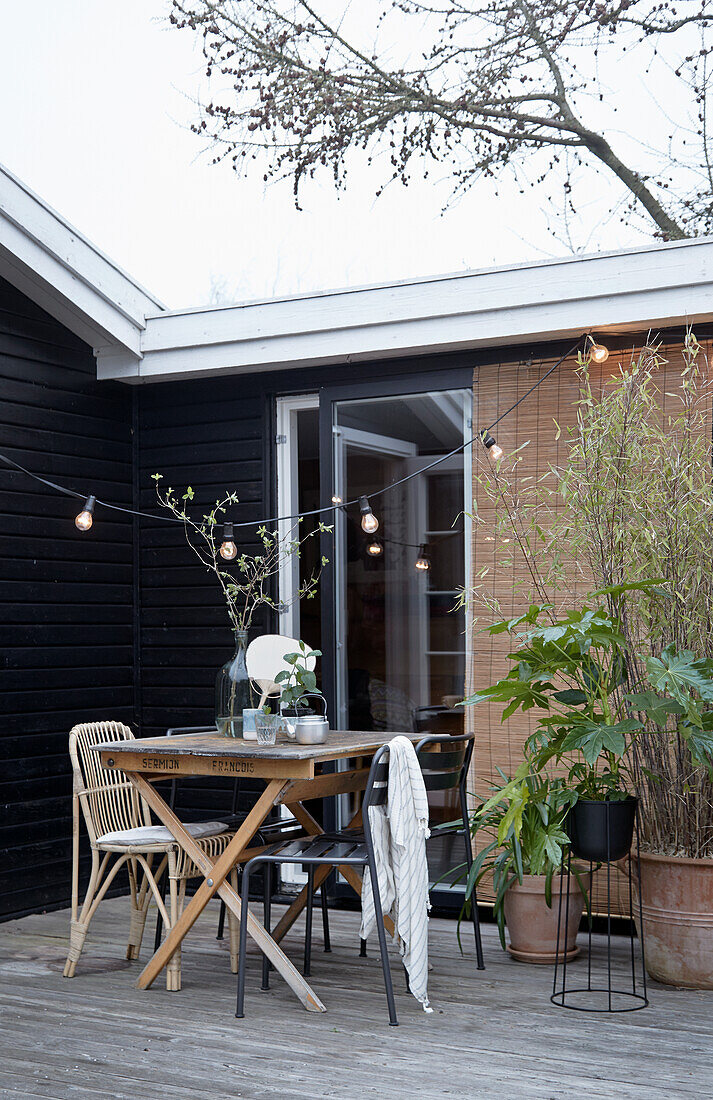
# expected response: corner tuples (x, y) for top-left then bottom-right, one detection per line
(0, 275), (134, 920)
(137, 377), (269, 738)
(134, 375), (273, 820)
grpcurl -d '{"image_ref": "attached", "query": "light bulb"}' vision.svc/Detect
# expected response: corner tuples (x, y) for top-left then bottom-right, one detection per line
(366, 538), (383, 557)
(219, 522), (238, 561)
(331, 494), (343, 504)
(415, 544), (431, 572)
(75, 495), (96, 531)
(480, 430), (503, 461)
(590, 341), (609, 364)
(359, 495), (379, 534)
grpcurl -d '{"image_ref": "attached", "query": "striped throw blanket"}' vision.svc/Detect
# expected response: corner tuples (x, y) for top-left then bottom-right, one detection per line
(359, 735), (432, 1012)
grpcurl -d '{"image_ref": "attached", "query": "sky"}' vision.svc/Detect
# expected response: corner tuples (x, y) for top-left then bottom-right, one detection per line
(0, 0), (680, 310)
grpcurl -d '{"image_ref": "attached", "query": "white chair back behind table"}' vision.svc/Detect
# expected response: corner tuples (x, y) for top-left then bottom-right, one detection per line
(246, 634), (316, 707)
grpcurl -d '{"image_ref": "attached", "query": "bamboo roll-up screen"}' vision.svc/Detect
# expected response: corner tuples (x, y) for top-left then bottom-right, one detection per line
(466, 338), (712, 914)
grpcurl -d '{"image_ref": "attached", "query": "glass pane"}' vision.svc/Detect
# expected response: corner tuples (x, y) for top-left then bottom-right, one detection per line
(294, 407), (321, 664)
(333, 389), (470, 733)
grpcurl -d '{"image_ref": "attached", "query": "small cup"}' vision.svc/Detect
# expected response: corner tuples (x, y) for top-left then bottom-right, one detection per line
(255, 711), (280, 746)
(241, 708), (260, 740)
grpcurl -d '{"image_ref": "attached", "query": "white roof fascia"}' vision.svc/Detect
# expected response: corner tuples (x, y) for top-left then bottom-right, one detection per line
(0, 162), (163, 358)
(96, 236), (713, 384)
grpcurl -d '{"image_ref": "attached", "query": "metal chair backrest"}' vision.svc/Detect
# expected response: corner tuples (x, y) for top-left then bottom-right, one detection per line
(69, 721), (150, 843)
(363, 744), (391, 810)
(415, 733), (474, 794)
(362, 733), (474, 810)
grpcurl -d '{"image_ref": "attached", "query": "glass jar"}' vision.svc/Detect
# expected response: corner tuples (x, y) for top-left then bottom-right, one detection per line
(215, 629), (253, 738)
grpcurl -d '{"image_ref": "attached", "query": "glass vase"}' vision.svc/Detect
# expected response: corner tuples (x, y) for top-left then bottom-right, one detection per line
(215, 629), (253, 738)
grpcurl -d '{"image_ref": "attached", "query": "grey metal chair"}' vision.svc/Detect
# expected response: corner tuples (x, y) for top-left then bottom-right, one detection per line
(324, 732), (484, 972)
(236, 742), (399, 1025)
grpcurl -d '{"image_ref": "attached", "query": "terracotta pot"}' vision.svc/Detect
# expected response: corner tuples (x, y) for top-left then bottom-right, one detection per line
(503, 873), (587, 964)
(637, 851), (713, 988)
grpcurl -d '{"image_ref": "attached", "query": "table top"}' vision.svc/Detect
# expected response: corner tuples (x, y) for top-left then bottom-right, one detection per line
(94, 729), (420, 760)
(93, 729), (423, 780)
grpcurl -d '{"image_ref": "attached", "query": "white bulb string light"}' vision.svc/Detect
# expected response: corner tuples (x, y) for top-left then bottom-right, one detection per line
(219, 522), (238, 561)
(415, 544), (431, 572)
(0, 336), (589, 537)
(74, 495), (96, 531)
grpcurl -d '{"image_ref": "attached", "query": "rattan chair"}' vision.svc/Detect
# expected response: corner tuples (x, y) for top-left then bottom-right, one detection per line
(63, 720), (240, 991)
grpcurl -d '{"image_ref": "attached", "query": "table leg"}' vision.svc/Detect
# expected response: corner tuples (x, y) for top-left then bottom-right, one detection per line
(130, 773), (326, 1012)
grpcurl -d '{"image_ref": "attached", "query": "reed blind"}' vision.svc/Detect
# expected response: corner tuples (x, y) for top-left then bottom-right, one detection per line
(467, 338), (711, 914)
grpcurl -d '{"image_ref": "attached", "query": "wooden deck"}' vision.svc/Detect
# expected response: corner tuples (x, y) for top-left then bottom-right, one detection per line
(0, 897), (711, 1099)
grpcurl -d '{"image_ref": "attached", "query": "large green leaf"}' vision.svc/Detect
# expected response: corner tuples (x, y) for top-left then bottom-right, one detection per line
(553, 689), (588, 705)
(625, 690), (683, 726)
(646, 647), (713, 704)
(561, 717), (641, 766)
(590, 579), (669, 598)
(680, 723), (713, 772)
(497, 785), (529, 845)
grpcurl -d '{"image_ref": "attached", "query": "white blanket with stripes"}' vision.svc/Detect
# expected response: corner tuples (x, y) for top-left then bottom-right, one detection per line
(359, 735), (432, 1012)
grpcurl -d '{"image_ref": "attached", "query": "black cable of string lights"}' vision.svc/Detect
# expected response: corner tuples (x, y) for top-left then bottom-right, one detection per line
(0, 335), (590, 531)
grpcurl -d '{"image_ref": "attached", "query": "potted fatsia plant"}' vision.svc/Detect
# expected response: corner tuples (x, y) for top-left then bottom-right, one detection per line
(467, 591), (713, 973)
(153, 476), (330, 738)
(467, 597), (642, 866)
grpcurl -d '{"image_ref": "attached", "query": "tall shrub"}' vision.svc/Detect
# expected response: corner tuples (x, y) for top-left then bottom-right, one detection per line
(560, 336), (713, 856)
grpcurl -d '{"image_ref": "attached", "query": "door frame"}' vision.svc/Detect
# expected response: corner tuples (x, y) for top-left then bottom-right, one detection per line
(275, 392), (320, 642)
(317, 366), (473, 854)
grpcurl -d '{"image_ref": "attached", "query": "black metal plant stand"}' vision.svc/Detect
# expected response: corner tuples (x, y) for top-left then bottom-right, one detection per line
(551, 806), (648, 1013)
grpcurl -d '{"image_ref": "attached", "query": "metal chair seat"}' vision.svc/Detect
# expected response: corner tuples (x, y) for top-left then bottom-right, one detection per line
(428, 820), (467, 838)
(256, 834), (369, 866)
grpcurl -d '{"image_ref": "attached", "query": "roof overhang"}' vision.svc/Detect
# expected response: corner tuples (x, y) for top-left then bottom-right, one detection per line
(96, 236), (713, 384)
(0, 162), (163, 361)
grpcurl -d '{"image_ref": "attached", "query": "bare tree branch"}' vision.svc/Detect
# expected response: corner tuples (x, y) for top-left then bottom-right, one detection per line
(169, 0), (713, 238)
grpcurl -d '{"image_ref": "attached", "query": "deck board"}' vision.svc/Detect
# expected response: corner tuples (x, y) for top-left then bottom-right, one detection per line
(0, 898), (711, 1098)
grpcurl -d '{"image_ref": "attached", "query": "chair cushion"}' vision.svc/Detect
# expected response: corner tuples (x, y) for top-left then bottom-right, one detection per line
(95, 821), (228, 846)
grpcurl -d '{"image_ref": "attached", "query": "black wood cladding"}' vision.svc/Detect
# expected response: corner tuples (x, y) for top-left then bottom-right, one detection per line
(136, 373), (271, 821)
(0, 271), (486, 921)
(0, 276), (134, 920)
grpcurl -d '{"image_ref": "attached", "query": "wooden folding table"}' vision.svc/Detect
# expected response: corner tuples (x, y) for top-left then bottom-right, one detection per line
(94, 729), (420, 1012)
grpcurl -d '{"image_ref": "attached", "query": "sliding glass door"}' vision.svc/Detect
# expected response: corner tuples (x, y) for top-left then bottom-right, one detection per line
(278, 374), (473, 897)
(330, 388), (471, 737)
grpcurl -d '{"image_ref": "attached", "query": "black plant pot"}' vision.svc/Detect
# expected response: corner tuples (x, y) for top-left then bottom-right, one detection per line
(568, 797), (637, 863)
